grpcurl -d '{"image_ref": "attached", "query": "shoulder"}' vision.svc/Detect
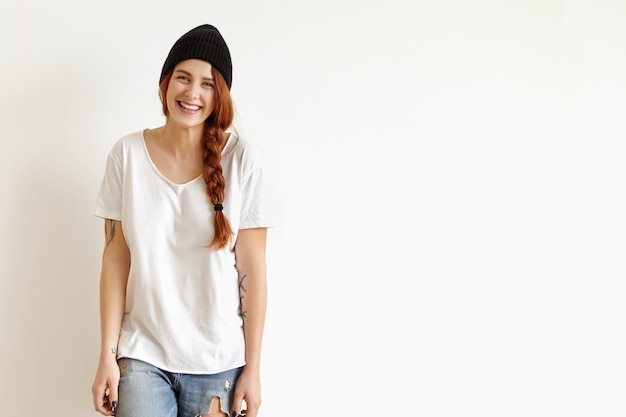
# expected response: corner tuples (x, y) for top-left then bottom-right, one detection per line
(225, 133), (266, 169)
(116, 130), (145, 149)
(107, 130), (145, 158)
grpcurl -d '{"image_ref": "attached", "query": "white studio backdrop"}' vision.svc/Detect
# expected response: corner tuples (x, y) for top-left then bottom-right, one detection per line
(1, 1), (625, 416)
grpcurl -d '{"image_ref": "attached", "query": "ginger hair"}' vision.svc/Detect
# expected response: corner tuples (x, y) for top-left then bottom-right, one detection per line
(159, 67), (234, 249)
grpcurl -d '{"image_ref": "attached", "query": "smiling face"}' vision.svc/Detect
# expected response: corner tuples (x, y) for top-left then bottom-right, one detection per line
(165, 59), (216, 129)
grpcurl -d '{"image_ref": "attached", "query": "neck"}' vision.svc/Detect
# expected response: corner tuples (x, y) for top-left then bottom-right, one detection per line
(159, 122), (205, 157)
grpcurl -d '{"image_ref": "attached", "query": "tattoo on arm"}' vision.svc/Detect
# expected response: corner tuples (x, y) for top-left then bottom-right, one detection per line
(105, 219), (116, 250)
(239, 296), (247, 319)
(110, 347), (117, 355)
(239, 274), (248, 319)
(239, 274), (247, 292)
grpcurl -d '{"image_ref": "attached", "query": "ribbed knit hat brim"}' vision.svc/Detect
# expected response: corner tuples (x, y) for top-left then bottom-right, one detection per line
(160, 24), (232, 89)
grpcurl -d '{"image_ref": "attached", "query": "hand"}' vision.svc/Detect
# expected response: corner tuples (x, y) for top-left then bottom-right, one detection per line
(92, 358), (120, 416)
(232, 366), (261, 417)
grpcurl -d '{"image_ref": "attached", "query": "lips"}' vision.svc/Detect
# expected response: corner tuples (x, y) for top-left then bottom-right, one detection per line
(178, 101), (201, 111)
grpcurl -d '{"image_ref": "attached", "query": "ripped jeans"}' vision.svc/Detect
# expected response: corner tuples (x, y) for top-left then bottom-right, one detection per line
(115, 358), (242, 417)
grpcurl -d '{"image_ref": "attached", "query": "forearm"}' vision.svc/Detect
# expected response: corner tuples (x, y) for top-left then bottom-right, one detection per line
(239, 268), (267, 370)
(235, 228), (268, 371)
(99, 260), (129, 361)
(98, 219), (130, 362)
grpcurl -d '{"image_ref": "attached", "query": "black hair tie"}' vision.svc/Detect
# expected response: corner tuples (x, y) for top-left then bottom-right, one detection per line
(214, 203), (224, 212)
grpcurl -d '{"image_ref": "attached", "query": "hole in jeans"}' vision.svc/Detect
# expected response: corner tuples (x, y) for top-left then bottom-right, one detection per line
(195, 396), (227, 417)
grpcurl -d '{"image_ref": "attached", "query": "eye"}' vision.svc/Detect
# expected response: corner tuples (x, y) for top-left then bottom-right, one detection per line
(203, 82), (215, 88)
(176, 75), (189, 82)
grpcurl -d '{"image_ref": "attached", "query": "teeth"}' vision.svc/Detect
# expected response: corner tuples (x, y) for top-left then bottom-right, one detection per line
(180, 102), (200, 110)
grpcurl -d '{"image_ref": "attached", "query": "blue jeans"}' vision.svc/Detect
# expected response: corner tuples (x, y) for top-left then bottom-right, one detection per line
(115, 358), (243, 417)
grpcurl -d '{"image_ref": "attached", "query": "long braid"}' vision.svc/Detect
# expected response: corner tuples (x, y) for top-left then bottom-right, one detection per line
(202, 124), (233, 249)
(202, 66), (234, 249)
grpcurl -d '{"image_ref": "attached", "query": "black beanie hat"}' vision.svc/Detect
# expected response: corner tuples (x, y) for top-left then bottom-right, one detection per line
(160, 24), (233, 89)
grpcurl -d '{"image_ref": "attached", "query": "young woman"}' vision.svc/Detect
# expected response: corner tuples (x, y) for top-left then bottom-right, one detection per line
(91, 24), (272, 417)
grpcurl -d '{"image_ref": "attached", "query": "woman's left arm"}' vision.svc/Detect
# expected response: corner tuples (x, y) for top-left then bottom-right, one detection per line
(233, 227), (268, 417)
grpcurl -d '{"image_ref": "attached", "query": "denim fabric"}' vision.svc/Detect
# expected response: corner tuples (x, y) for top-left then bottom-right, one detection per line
(115, 358), (242, 417)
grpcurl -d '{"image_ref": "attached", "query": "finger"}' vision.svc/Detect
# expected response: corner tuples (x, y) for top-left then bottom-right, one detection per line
(244, 401), (259, 417)
(231, 389), (244, 417)
(95, 396), (113, 415)
(94, 395), (106, 414)
(92, 383), (110, 414)
(109, 380), (119, 413)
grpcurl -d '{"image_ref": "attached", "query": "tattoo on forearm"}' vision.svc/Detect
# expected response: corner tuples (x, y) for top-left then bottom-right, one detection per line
(105, 219), (116, 250)
(239, 274), (248, 319)
(110, 347), (117, 355)
(239, 295), (247, 319)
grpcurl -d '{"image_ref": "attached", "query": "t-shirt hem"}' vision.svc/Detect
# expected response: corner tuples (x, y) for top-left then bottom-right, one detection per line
(117, 354), (246, 375)
(91, 208), (122, 221)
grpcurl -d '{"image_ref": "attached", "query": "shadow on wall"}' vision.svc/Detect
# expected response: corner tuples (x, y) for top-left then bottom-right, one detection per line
(0, 72), (103, 416)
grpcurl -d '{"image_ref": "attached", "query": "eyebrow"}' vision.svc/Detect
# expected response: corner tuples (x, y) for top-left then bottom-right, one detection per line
(174, 69), (214, 81)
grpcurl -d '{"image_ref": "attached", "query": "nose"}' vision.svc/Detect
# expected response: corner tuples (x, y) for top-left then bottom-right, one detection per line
(184, 83), (200, 99)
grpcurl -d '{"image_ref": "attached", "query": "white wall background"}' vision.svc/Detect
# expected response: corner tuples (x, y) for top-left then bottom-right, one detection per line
(1, 1), (625, 416)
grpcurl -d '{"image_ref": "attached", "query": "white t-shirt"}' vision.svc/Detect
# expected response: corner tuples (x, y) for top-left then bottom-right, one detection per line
(93, 130), (273, 374)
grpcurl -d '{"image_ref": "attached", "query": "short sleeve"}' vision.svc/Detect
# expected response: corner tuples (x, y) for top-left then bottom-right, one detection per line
(92, 140), (124, 221)
(239, 145), (275, 229)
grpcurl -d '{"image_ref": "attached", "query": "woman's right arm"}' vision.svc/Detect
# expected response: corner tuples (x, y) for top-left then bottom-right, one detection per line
(92, 219), (130, 416)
